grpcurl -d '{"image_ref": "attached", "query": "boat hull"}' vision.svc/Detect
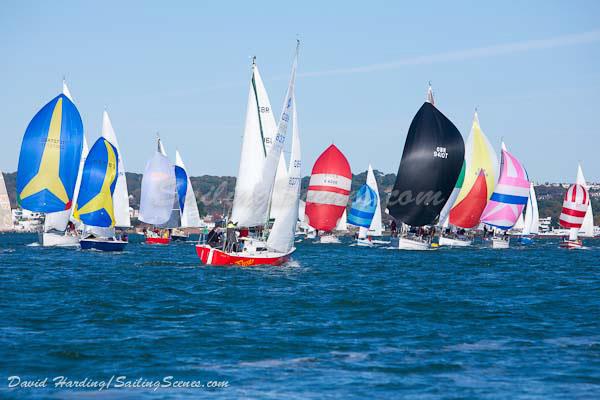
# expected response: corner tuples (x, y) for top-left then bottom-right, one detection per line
(390, 236), (431, 250)
(146, 237), (170, 245)
(438, 236), (472, 247)
(560, 239), (583, 249)
(356, 238), (374, 247)
(38, 232), (80, 247)
(80, 238), (127, 252)
(171, 234), (188, 241)
(319, 235), (340, 244)
(491, 237), (510, 249)
(195, 244), (293, 266)
(517, 236), (534, 245)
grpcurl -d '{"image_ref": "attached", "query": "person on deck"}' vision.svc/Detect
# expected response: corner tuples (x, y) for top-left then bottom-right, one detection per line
(390, 220), (397, 237)
(226, 221), (238, 252)
(207, 227), (221, 247)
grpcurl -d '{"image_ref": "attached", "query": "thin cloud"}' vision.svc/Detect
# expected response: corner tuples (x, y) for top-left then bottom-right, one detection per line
(299, 30), (600, 78)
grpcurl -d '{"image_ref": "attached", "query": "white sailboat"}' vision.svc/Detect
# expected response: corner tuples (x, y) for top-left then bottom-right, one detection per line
(355, 164), (385, 246)
(171, 150), (202, 240)
(39, 80), (88, 247)
(576, 163), (594, 237)
(518, 183), (539, 244)
(0, 172), (13, 231)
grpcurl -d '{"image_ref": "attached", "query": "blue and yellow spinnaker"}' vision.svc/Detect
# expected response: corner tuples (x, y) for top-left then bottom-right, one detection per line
(72, 138), (119, 228)
(16, 94), (84, 212)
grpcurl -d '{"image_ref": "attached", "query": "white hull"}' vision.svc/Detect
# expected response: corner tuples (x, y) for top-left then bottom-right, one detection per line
(390, 236), (431, 250)
(438, 236), (472, 247)
(319, 234), (341, 244)
(39, 232), (80, 247)
(356, 238), (374, 247)
(491, 237), (510, 249)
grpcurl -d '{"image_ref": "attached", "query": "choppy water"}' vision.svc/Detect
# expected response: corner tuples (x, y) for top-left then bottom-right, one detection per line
(1, 233), (599, 399)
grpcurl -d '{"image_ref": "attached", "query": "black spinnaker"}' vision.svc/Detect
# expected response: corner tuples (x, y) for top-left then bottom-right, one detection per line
(387, 102), (464, 226)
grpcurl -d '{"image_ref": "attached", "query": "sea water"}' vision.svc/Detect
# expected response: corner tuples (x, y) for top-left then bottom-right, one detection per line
(1, 233), (599, 399)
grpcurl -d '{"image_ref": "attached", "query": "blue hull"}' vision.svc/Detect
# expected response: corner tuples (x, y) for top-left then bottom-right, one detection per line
(80, 239), (127, 252)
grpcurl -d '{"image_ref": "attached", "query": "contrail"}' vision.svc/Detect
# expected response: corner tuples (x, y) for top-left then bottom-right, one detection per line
(299, 30), (600, 78)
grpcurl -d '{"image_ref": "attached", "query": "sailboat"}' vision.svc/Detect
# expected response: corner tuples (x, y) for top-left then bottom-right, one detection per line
(0, 172), (13, 231)
(171, 150), (202, 240)
(37, 80), (89, 246)
(479, 143), (530, 249)
(16, 84), (84, 246)
(363, 165), (384, 240)
(305, 144), (352, 244)
(348, 180), (378, 247)
(559, 183), (589, 249)
(101, 110), (131, 237)
(75, 138), (126, 251)
(139, 137), (176, 244)
(437, 163), (473, 247)
(387, 88), (465, 250)
(518, 183), (539, 245)
(445, 111), (498, 240)
(576, 163), (594, 237)
(196, 42), (300, 266)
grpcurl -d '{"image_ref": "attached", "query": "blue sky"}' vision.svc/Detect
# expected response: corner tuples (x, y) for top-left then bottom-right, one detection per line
(2, 1), (599, 182)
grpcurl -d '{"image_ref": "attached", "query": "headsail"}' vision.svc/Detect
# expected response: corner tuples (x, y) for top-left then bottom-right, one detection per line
(0, 172), (13, 230)
(449, 112), (498, 228)
(101, 111), (131, 227)
(17, 93), (83, 213)
(139, 138), (176, 225)
(364, 164), (383, 236)
(175, 150), (202, 228)
(522, 183), (539, 235)
(576, 164), (594, 237)
(387, 102), (465, 226)
(73, 138), (119, 229)
(480, 145), (529, 230)
(231, 60), (278, 227)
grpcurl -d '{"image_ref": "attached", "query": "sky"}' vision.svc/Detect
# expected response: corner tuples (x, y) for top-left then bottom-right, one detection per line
(2, 0), (600, 182)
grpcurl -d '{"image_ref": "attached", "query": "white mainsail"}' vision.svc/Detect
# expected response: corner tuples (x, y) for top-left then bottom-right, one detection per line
(267, 93), (301, 253)
(576, 163), (594, 237)
(139, 138), (176, 225)
(101, 111), (131, 228)
(336, 209), (348, 232)
(175, 150), (202, 228)
(365, 164), (382, 236)
(44, 80), (88, 232)
(0, 172), (13, 230)
(231, 61), (278, 227)
(513, 213), (525, 231)
(522, 183), (539, 235)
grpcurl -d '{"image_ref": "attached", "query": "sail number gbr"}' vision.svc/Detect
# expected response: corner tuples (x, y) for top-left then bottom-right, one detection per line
(433, 147), (448, 159)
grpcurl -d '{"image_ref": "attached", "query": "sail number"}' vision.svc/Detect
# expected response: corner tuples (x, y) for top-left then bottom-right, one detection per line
(433, 147), (448, 159)
(259, 106), (270, 113)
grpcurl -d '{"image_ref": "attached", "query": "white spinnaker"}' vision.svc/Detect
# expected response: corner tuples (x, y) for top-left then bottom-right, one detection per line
(268, 94), (301, 253)
(254, 45), (298, 228)
(44, 80), (88, 232)
(175, 150), (202, 228)
(0, 172), (12, 230)
(139, 147), (176, 225)
(102, 111), (131, 228)
(231, 63), (277, 227)
(576, 164), (594, 237)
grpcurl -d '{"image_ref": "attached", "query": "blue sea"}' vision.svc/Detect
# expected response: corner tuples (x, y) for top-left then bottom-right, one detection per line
(1, 233), (599, 399)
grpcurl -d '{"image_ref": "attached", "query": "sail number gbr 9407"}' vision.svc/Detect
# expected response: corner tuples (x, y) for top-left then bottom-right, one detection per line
(433, 146), (449, 159)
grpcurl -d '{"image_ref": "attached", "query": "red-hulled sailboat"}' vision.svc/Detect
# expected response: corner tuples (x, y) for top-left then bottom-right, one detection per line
(196, 42), (301, 266)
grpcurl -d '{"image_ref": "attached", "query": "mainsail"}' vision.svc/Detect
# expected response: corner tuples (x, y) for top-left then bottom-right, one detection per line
(101, 110), (131, 227)
(449, 112), (498, 228)
(175, 150), (202, 228)
(305, 145), (352, 232)
(0, 172), (13, 230)
(387, 102), (465, 226)
(16, 92), (84, 214)
(576, 164), (594, 237)
(231, 60), (278, 227)
(364, 164), (383, 236)
(522, 183), (539, 235)
(480, 145), (529, 230)
(139, 138), (176, 225)
(73, 138), (119, 234)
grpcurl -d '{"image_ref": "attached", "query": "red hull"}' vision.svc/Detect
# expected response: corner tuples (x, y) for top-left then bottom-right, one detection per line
(146, 237), (170, 245)
(195, 245), (292, 266)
